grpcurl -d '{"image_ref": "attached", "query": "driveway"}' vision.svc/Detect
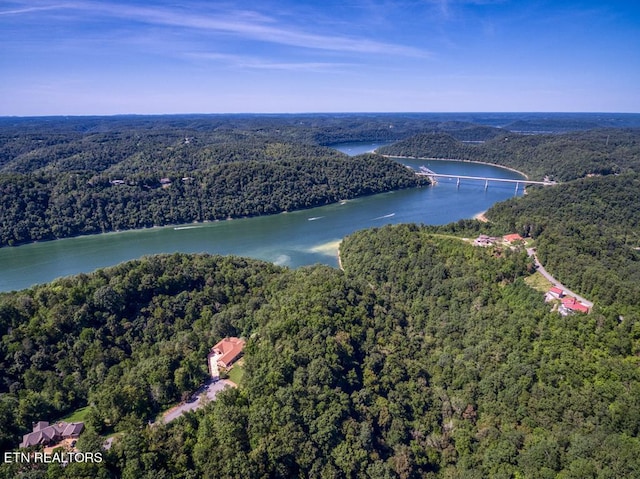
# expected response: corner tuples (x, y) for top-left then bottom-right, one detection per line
(161, 379), (234, 424)
(527, 247), (594, 308)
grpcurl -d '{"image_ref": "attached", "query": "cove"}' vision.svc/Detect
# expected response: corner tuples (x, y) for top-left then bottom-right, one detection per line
(0, 154), (525, 292)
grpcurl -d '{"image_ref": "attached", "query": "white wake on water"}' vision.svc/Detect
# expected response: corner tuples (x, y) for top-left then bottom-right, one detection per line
(174, 225), (204, 230)
(372, 213), (396, 220)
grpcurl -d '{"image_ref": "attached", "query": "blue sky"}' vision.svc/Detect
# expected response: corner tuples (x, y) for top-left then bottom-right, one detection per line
(1, 0), (639, 115)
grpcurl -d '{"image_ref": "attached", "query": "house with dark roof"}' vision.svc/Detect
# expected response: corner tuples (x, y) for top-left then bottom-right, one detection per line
(207, 337), (245, 371)
(473, 234), (496, 247)
(20, 421), (84, 448)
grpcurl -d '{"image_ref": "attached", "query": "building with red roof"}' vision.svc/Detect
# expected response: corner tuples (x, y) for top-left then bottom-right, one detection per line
(560, 297), (590, 315)
(545, 286), (565, 302)
(503, 233), (524, 244)
(549, 286), (564, 296)
(208, 337), (245, 371)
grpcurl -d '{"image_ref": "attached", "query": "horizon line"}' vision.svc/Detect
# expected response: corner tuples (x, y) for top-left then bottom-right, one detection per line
(2, 111), (640, 119)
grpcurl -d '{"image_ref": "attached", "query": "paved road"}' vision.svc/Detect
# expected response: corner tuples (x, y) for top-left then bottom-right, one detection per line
(527, 247), (594, 308)
(161, 380), (234, 424)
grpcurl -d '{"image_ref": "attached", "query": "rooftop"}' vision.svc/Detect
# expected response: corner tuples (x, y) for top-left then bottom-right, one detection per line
(503, 233), (524, 243)
(210, 337), (245, 368)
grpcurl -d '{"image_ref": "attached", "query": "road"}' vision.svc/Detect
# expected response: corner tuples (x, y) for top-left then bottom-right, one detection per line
(526, 247), (594, 308)
(161, 379), (234, 424)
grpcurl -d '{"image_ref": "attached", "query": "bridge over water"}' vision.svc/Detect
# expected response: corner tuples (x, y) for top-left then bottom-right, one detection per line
(417, 167), (556, 191)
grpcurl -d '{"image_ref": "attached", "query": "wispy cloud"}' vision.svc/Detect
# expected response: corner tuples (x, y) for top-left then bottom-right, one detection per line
(0, 4), (69, 16)
(188, 52), (350, 72)
(110, 3), (426, 56)
(4, 1), (427, 57)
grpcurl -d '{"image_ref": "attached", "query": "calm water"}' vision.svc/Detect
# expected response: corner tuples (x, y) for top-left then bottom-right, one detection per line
(326, 141), (394, 156)
(0, 151), (525, 292)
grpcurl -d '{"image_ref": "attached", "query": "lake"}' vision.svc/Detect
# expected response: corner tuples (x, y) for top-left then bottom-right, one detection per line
(0, 150), (525, 292)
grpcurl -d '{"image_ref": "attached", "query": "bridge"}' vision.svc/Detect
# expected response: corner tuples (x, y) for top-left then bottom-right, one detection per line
(416, 167), (556, 191)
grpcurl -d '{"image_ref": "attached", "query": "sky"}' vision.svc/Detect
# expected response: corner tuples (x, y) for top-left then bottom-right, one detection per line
(1, 0), (639, 115)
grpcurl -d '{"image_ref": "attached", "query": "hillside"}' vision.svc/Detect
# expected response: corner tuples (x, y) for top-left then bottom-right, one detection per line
(4, 117), (640, 248)
(2, 115), (640, 478)
(487, 173), (640, 309)
(378, 128), (640, 181)
(1, 225), (639, 478)
(0, 120), (428, 247)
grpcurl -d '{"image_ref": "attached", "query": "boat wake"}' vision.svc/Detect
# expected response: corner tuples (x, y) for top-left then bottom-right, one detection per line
(174, 225), (203, 230)
(307, 216), (324, 221)
(373, 213), (396, 220)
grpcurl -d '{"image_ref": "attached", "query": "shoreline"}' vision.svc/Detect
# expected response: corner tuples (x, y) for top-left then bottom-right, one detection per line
(473, 210), (489, 223)
(0, 185), (420, 250)
(382, 155), (530, 180)
(2, 157), (517, 251)
(0, 157), (517, 291)
(473, 211), (489, 223)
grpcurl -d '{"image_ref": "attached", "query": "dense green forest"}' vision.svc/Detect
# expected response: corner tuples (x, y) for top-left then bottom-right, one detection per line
(4, 114), (640, 247)
(5, 114), (640, 247)
(0, 148), (425, 246)
(2, 224), (640, 478)
(0, 254), (283, 453)
(1, 115), (452, 247)
(377, 128), (640, 181)
(486, 173), (640, 309)
(5, 113), (635, 156)
(0, 114), (502, 173)
(3, 114), (640, 477)
(0, 131), (431, 247)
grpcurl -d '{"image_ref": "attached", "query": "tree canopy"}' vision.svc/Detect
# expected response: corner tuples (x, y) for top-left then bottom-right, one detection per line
(2, 115), (640, 478)
(2, 223), (639, 478)
(487, 173), (640, 309)
(0, 126), (427, 247)
(378, 128), (640, 181)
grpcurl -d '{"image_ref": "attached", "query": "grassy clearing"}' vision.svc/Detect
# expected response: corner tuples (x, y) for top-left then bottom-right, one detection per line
(525, 271), (553, 293)
(59, 406), (91, 423)
(228, 360), (245, 385)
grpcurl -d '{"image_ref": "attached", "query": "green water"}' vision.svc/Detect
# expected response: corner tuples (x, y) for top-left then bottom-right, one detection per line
(0, 157), (525, 292)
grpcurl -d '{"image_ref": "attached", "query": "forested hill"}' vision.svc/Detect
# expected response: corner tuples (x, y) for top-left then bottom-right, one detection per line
(3, 117), (640, 249)
(0, 129), (427, 247)
(0, 254), (284, 455)
(377, 128), (640, 181)
(487, 173), (640, 309)
(2, 226), (640, 478)
(5, 113), (635, 153)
